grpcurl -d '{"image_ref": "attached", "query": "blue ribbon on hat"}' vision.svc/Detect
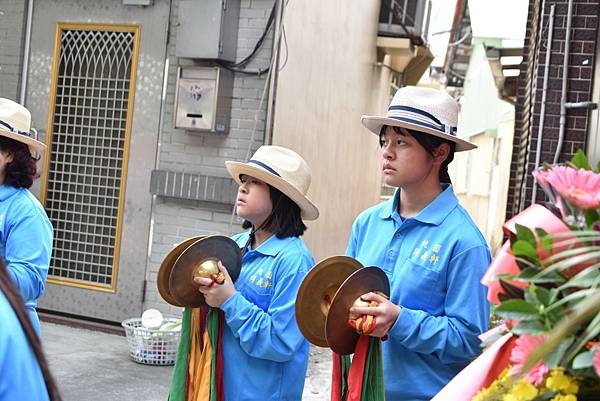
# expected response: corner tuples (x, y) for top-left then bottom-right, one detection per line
(0, 118), (35, 139)
(247, 159), (281, 177)
(387, 105), (457, 136)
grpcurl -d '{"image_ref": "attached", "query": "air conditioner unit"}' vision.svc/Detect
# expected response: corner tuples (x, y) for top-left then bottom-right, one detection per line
(378, 0), (431, 40)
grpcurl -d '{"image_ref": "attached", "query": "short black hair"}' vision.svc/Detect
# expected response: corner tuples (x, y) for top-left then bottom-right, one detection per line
(241, 184), (307, 238)
(0, 136), (39, 189)
(380, 126), (456, 184)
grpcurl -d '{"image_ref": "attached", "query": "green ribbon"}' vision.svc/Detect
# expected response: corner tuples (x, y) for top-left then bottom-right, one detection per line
(168, 307), (192, 401)
(360, 337), (385, 401)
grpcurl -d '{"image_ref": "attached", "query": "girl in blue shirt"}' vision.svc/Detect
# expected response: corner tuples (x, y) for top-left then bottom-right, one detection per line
(195, 145), (319, 401)
(0, 258), (61, 401)
(0, 99), (53, 335)
(347, 86), (491, 400)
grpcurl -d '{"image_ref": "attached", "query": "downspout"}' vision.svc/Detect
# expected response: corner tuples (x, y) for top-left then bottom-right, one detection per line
(554, 0), (573, 164)
(531, 4), (555, 203)
(264, 0), (284, 145)
(19, 0), (34, 105)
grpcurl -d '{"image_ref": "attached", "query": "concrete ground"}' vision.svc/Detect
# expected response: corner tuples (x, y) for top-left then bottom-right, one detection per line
(41, 321), (332, 401)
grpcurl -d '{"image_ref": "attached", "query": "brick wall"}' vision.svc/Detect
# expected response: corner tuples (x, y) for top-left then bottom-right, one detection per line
(144, 0), (275, 315)
(0, 1), (26, 101)
(507, 0), (599, 218)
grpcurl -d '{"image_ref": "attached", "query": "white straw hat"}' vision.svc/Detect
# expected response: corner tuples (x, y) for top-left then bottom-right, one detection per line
(225, 146), (319, 221)
(0, 98), (45, 153)
(361, 86), (476, 152)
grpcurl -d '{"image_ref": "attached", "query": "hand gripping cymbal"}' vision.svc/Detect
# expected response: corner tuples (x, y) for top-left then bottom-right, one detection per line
(325, 266), (389, 355)
(158, 235), (242, 307)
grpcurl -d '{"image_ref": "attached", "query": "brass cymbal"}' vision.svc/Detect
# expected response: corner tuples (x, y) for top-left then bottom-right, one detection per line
(157, 236), (204, 306)
(325, 266), (390, 355)
(295, 256), (363, 347)
(169, 235), (242, 307)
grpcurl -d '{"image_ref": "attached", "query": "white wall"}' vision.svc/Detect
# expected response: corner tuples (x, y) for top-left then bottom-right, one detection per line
(272, 0), (386, 261)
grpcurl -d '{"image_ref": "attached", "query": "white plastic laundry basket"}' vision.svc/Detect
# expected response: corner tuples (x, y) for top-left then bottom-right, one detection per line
(121, 318), (180, 366)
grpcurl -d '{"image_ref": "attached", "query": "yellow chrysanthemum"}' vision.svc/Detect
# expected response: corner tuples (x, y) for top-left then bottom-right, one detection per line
(546, 369), (579, 394)
(550, 395), (577, 401)
(504, 380), (538, 401)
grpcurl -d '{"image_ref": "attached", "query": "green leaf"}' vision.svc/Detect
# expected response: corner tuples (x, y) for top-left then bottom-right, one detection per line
(512, 240), (538, 261)
(572, 350), (595, 369)
(535, 286), (552, 306)
(535, 228), (553, 254)
(518, 267), (542, 279)
(526, 273), (566, 285)
(585, 209), (600, 228)
(538, 249), (600, 278)
(597, 160), (600, 173)
(516, 224), (537, 247)
(511, 320), (548, 336)
(514, 256), (537, 272)
(570, 149), (592, 170)
(546, 337), (575, 367)
(546, 302), (566, 326)
(558, 265), (600, 291)
(563, 311), (600, 363)
(545, 288), (597, 313)
(495, 299), (540, 321)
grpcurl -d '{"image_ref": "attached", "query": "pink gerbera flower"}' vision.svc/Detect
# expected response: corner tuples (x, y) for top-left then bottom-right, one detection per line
(510, 335), (549, 385)
(594, 346), (600, 377)
(544, 166), (600, 210)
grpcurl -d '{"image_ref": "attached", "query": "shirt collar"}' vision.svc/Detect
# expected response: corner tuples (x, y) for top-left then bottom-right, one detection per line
(0, 184), (19, 201)
(378, 184), (458, 226)
(240, 230), (290, 257)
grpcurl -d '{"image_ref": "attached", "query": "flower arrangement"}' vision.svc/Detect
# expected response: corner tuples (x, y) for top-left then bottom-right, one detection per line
(473, 150), (600, 401)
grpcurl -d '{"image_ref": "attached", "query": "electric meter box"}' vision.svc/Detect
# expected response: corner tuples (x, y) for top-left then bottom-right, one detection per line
(174, 66), (233, 133)
(175, 0), (240, 61)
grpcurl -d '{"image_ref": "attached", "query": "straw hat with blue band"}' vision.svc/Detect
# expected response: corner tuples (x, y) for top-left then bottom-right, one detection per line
(0, 98), (46, 153)
(225, 145), (319, 221)
(360, 86), (477, 152)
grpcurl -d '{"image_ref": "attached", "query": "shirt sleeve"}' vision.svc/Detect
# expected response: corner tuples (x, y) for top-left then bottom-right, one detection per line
(5, 205), (53, 306)
(388, 244), (491, 364)
(220, 252), (310, 362)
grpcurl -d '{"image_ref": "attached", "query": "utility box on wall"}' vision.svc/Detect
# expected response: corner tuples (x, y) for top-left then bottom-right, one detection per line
(175, 0), (240, 61)
(174, 66), (233, 133)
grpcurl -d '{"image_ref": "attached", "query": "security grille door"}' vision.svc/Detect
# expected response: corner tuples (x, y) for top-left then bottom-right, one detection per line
(37, 11), (169, 322)
(46, 27), (135, 290)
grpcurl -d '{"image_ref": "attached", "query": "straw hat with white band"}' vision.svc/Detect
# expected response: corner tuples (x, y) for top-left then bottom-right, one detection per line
(225, 145), (319, 221)
(361, 86), (476, 152)
(0, 98), (45, 153)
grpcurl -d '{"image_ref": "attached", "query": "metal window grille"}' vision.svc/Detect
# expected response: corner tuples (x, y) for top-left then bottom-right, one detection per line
(42, 24), (139, 291)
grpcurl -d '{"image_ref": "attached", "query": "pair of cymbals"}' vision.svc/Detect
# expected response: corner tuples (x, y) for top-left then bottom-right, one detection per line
(295, 256), (390, 355)
(157, 235), (242, 307)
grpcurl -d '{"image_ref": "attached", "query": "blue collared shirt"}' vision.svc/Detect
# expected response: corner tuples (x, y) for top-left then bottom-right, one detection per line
(0, 185), (53, 335)
(220, 231), (314, 401)
(0, 289), (49, 401)
(346, 185), (491, 400)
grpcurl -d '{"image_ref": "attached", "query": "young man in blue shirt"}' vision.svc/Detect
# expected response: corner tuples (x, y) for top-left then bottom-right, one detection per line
(348, 86), (491, 400)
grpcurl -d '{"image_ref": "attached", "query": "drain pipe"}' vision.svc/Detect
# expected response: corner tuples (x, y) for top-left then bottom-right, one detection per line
(531, 4), (555, 203)
(554, 0), (574, 164)
(19, 0), (34, 105)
